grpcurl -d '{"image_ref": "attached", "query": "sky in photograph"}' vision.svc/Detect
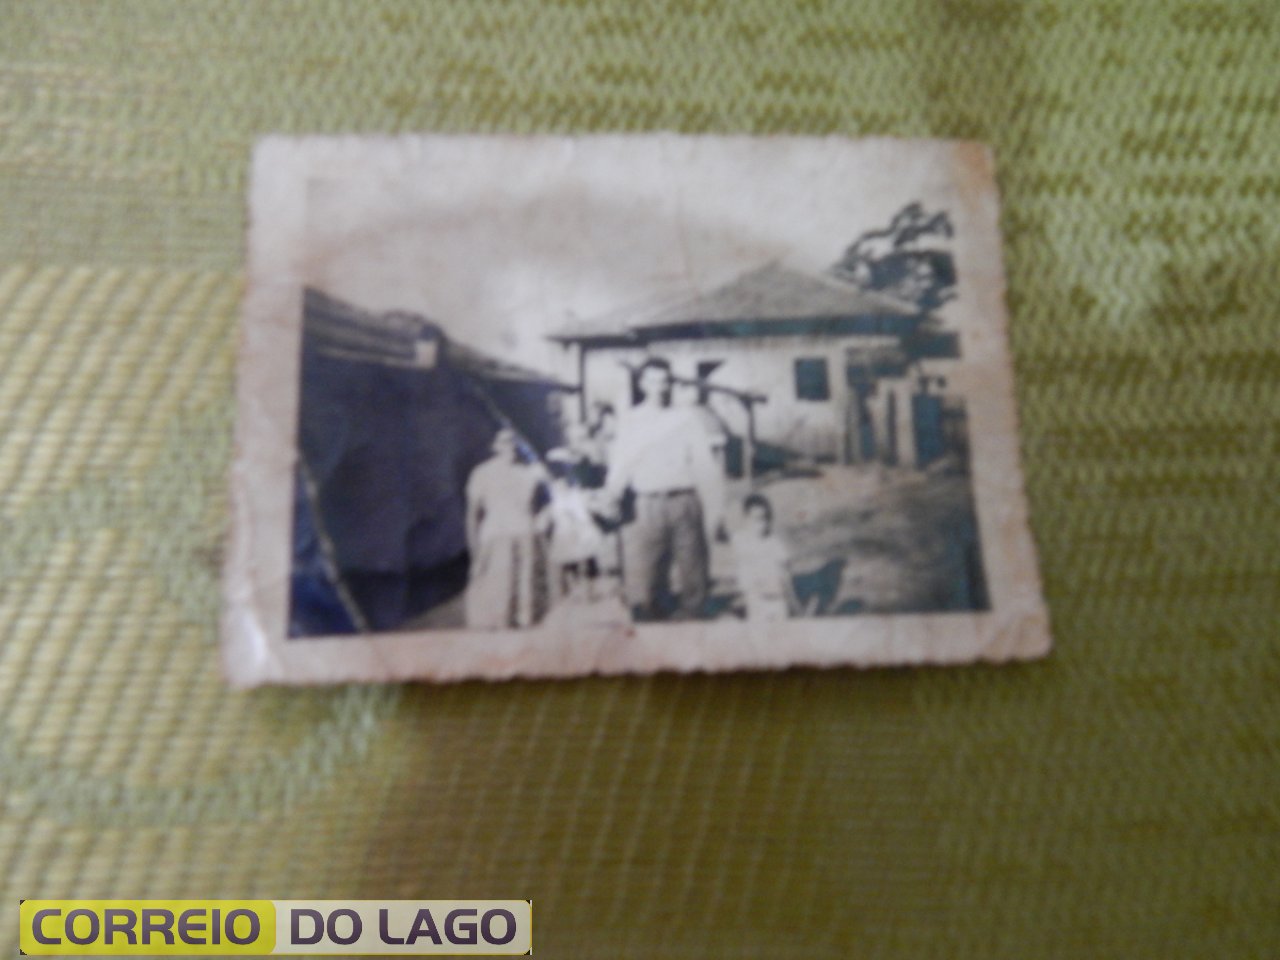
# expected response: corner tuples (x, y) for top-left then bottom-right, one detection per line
(302, 136), (971, 379)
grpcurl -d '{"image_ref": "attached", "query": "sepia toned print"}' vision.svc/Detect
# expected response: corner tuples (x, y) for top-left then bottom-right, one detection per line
(224, 135), (1050, 685)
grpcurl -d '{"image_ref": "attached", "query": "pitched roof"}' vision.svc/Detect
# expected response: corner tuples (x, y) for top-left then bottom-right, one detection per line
(651, 262), (920, 323)
(303, 287), (575, 388)
(548, 263), (921, 346)
(304, 287), (435, 362)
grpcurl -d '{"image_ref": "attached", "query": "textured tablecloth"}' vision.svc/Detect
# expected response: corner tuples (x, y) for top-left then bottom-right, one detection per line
(1, 2), (1276, 956)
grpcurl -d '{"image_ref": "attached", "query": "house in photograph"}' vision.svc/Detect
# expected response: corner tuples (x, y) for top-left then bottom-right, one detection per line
(548, 263), (966, 478)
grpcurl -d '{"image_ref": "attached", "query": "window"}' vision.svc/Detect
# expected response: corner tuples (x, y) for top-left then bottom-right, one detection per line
(794, 357), (830, 401)
(696, 360), (723, 404)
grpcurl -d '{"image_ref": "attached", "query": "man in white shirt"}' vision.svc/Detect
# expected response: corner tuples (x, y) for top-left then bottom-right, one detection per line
(603, 358), (725, 621)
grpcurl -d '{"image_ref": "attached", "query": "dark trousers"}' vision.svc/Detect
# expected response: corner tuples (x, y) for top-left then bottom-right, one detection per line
(621, 489), (709, 621)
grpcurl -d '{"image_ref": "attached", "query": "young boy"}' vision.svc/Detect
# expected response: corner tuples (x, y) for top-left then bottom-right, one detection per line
(731, 493), (798, 622)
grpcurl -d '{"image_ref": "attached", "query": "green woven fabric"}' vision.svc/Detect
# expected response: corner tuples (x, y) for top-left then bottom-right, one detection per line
(1, 1), (1277, 956)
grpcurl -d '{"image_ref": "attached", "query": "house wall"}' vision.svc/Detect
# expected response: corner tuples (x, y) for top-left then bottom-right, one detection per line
(679, 335), (850, 461)
(578, 334), (918, 463)
(577, 345), (647, 421)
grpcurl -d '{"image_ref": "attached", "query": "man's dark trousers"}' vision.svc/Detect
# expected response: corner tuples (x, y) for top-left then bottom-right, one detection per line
(622, 489), (709, 620)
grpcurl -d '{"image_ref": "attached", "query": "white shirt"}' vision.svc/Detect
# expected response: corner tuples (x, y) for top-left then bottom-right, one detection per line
(605, 402), (724, 519)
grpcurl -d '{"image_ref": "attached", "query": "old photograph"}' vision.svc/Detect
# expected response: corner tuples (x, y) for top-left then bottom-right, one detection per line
(225, 135), (1050, 685)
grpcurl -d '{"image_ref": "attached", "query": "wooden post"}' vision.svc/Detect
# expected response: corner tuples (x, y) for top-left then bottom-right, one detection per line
(892, 379), (917, 469)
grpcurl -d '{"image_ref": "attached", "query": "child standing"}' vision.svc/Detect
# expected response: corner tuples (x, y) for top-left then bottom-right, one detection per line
(731, 493), (797, 622)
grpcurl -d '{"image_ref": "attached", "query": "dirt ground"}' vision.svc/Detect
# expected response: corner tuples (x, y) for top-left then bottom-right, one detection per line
(733, 460), (988, 614)
(410, 458), (987, 630)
